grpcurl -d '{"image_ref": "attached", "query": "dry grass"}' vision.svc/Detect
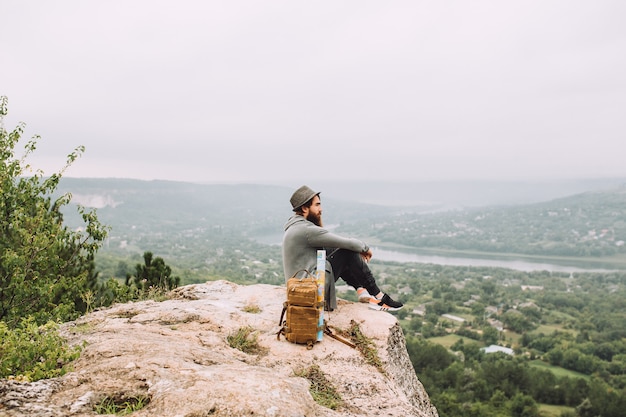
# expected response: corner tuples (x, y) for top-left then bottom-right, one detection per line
(226, 326), (267, 355)
(294, 364), (343, 410)
(343, 320), (385, 374)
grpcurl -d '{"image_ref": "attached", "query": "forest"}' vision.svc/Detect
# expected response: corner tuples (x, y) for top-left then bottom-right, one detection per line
(336, 187), (626, 259)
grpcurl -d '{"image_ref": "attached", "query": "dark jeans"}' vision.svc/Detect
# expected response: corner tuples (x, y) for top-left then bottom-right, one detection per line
(326, 248), (381, 296)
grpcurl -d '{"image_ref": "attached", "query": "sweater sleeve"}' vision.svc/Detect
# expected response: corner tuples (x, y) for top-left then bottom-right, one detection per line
(306, 224), (367, 253)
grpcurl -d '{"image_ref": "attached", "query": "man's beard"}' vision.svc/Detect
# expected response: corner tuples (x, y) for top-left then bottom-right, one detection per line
(306, 211), (323, 227)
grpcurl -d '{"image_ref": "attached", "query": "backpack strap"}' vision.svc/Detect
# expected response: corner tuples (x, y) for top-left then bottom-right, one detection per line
(324, 324), (357, 349)
(277, 302), (287, 326)
(291, 269), (314, 279)
(276, 302), (287, 340)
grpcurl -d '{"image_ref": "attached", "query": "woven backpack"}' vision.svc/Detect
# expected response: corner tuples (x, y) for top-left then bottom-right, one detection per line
(276, 270), (324, 349)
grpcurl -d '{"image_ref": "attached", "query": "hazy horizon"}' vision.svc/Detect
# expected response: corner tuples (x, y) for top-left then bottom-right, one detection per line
(56, 175), (626, 209)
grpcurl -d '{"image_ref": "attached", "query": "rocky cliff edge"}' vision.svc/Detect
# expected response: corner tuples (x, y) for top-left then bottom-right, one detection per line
(0, 280), (439, 417)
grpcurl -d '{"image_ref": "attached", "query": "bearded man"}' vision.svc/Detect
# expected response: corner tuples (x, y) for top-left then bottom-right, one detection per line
(282, 185), (403, 312)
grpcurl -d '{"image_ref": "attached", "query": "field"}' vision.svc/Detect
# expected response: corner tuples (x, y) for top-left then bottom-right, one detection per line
(428, 334), (482, 349)
(529, 360), (590, 380)
(538, 403), (575, 417)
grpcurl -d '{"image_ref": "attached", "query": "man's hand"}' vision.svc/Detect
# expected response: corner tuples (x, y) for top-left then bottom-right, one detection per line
(361, 248), (373, 263)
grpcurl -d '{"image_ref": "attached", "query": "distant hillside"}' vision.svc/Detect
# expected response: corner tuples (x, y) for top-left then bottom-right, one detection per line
(56, 178), (399, 234)
(337, 186), (626, 262)
(308, 177), (626, 207)
(56, 178), (291, 232)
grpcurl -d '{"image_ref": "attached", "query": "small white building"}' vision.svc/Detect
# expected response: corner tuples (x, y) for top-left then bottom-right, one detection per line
(481, 345), (514, 356)
(442, 314), (466, 323)
(521, 285), (544, 291)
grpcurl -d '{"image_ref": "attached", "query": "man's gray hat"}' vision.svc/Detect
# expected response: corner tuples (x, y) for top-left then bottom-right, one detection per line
(290, 185), (320, 211)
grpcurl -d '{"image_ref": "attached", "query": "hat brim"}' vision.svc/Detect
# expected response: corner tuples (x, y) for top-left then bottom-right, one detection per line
(291, 188), (320, 211)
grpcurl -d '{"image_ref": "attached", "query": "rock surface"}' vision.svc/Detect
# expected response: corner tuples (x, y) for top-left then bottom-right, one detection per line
(0, 280), (439, 417)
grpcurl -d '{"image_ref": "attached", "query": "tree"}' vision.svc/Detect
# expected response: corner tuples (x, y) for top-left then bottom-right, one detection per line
(0, 96), (108, 327)
(510, 393), (540, 417)
(482, 325), (500, 346)
(407, 336), (455, 373)
(432, 392), (462, 417)
(131, 252), (180, 292)
(502, 310), (536, 333)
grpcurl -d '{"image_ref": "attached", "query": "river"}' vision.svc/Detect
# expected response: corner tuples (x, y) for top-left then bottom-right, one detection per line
(372, 248), (623, 273)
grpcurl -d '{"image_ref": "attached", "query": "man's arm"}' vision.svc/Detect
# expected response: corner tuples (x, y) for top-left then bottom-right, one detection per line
(307, 225), (369, 254)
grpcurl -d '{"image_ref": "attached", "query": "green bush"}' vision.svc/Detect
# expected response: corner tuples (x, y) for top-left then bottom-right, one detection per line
(0, 317), (82, 381)
(94, 394), (150, 415)
(1, 95), (109, 327)
(227, 326), (266, 355)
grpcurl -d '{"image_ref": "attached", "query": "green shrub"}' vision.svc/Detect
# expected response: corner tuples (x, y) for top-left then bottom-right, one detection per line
(0, 317), (82, 381)
(227, 326), (266, 355)
(94, 394), (150, 415)
(1, 96), (109, 327)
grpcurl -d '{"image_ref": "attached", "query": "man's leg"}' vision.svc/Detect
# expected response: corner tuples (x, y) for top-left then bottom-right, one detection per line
(327, 248), (403, 311)
(327, 249), (381, 295)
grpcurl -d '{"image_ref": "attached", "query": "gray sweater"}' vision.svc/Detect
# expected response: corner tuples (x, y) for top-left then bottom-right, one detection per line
(282, 214), (368, 310)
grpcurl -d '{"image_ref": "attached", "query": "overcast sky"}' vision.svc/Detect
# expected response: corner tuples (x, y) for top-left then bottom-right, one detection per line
(2, 1), (625, 185)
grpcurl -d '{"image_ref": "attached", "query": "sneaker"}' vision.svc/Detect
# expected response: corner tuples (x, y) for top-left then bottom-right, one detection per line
(356, 287), (371, 303)
(369, 294), (403, 312)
